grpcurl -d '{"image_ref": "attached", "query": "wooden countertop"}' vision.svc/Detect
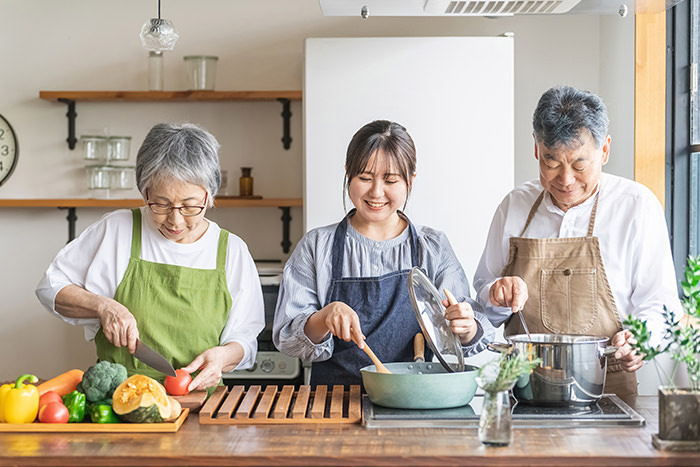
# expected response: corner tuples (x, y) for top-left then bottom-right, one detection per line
(0, 396), (698, 467)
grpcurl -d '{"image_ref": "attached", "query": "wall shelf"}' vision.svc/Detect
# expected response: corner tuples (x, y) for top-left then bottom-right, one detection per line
(39, 90), (302, 150)
(0, 198), (302, 252)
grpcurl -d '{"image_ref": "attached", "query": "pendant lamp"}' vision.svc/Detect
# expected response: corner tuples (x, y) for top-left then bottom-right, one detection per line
(139, 0), (179, 51)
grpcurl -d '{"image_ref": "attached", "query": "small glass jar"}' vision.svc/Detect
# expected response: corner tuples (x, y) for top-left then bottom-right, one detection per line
(184, 55), (218, 90)
(478, 389), (513, 446)
(219, 170), (230, 196)
(86, 165), (111, 190)
(148, 51), (164, 91)
(81, 135), (108, 163)
(108, 136), (131, 162)
(239, 167), (253, 196)
(109, 166), (135, 190)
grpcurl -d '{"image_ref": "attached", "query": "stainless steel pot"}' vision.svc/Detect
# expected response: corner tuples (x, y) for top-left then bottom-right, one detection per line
(361, 362), (479, 409)
(506, 334), (617, 406)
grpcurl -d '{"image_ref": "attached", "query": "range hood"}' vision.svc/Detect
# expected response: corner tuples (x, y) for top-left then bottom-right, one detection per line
(318, 0), (685, 16)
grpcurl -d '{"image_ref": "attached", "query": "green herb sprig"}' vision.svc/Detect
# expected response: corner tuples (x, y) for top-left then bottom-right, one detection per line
(477, 351), (541, 392)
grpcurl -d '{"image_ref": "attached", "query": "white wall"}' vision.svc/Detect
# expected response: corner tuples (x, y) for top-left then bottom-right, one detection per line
(0, 0), (647, 390)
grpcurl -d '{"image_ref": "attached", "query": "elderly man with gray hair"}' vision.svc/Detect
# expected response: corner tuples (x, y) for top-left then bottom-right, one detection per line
(36, 123), (264, 393)
(473, 85), (681, 397)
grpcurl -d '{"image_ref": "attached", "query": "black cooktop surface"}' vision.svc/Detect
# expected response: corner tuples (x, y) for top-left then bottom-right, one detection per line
(362, 394), (645, 428)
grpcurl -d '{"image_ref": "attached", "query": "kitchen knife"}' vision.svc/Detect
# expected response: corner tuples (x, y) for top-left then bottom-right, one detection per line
(134, 339), (177, 377)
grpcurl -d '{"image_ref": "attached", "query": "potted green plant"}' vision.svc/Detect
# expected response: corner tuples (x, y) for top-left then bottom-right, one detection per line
(623, 256), (700, 451)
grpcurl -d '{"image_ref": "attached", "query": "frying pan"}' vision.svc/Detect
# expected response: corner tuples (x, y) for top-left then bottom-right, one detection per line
(361, 333), (478, 409)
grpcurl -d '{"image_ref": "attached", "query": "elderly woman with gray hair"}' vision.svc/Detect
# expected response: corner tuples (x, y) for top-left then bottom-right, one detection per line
(473, 85), (681, 398)
(36, 123), (264, 392)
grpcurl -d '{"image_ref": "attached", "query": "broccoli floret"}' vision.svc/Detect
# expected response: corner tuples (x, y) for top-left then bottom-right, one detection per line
(77, 361), (128, 402)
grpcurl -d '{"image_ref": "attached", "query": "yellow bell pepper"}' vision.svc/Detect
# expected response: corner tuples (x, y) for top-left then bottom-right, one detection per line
(0, 374), (39, 423)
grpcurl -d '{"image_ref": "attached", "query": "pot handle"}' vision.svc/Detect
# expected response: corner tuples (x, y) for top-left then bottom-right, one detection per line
(487, 342), (514, 354)
(602, 346), (618, 358)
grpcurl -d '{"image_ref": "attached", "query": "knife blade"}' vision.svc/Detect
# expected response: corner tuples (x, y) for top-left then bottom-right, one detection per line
(134, 339), (177, 377)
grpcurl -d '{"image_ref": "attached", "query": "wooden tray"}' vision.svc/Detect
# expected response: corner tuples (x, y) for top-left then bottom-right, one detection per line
(0, 408), (189, 433)
(199, 385), (361, 424)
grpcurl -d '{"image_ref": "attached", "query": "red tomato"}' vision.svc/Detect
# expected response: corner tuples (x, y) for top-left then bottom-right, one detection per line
(164, 369), (192, 396)
(39, 391), (63, 410)
(38, 402), (70, 423)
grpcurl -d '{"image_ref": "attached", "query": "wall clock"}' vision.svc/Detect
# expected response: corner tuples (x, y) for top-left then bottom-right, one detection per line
(0, 113), (19, 186)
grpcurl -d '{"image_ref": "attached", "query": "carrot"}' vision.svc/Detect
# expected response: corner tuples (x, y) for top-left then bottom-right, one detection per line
(36, 369), (84, 397)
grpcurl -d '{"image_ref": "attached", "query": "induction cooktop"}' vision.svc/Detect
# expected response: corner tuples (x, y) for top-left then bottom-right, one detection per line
(362, 394), (645, 428)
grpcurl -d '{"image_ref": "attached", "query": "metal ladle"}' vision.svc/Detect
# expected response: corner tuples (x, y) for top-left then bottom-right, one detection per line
(500, 284), (531, 339)
(517, 309), (532, 340)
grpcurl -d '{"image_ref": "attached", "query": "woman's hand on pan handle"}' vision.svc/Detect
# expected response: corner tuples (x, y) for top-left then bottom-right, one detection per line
(442, 299), (478, 345)
(489, 276), (529, 313)
(304, 301), (366, 347)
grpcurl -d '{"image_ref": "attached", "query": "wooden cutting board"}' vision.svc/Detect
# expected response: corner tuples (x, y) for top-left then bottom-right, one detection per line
(199, 385), (362, 425)
(172, 390), (208, 412)
(0, 409), (189, 432)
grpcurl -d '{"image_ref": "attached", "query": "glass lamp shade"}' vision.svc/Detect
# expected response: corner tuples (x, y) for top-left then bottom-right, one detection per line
(140, 18), (179, 51)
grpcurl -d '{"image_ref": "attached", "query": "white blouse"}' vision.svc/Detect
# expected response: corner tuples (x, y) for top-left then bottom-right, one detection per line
(35, 207), (265, 370)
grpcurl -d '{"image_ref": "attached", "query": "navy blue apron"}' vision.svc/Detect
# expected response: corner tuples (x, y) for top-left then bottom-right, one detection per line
(310, 210), (433, 387)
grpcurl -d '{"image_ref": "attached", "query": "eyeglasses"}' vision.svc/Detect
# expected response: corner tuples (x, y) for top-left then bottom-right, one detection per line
(146, 191), (208, 216)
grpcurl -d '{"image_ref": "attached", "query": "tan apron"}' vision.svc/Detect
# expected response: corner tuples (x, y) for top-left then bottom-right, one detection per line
(501, 191), (638, 397)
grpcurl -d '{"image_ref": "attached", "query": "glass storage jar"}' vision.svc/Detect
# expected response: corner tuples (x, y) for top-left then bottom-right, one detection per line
(109, 166), (135, 190)
(184, 55), (218, 90)
(108, 136), (131, 162)
(86, 165), (111, 190)
(81, 135), (108, 163)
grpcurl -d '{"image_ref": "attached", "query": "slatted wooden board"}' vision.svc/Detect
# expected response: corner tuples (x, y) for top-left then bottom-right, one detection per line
(199, 385), (362, 424)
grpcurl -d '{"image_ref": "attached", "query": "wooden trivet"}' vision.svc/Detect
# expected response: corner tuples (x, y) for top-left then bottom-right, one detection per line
(199, 384), (362, 424)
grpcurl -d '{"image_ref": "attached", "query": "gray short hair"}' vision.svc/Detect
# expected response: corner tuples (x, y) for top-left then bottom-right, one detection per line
(532, 85), (610, 149)
(135, 123), (221, 206)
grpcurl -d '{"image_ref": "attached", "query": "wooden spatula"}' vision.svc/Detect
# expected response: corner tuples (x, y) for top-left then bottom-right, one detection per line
(361, 342), (391, 374)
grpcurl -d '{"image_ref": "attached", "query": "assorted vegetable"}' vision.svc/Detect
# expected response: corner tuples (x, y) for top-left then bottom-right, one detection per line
(112, 374), (181, 423)
(38, 401), (69, 424)
(1, 363), (183, 425)
(164, 369), (192, 396)
(88, 402), (120, 424)
(38, 391), (63, 411)
(0, 374), (40, 424)
(36, 369), (84, 397)
(77, 361), (128, 402)
(62, 390), (87, 423)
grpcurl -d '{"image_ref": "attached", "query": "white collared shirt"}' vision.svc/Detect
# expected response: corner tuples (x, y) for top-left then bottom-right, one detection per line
(473, 173), (681, 346)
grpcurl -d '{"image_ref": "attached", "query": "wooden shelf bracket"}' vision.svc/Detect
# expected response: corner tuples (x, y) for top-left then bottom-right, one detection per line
(57, 98), (77, 150)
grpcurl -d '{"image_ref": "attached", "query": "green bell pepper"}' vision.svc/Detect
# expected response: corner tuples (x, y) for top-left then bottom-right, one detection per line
(62, 390), (86, 423)
(89, 403), (120, 423)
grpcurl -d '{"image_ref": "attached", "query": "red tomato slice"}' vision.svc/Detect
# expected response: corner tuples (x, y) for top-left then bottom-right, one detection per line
(164, 369), (192, 396)
(38, 401), (70, 423)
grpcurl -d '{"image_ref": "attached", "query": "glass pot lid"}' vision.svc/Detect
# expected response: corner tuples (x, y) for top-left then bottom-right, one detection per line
(407, 267), (465, 372)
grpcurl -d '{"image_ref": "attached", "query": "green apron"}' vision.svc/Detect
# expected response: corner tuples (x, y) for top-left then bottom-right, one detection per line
(95, 208), (232, 383)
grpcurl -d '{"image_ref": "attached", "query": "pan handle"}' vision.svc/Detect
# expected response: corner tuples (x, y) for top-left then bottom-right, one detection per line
(414, 333), (425, 362)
